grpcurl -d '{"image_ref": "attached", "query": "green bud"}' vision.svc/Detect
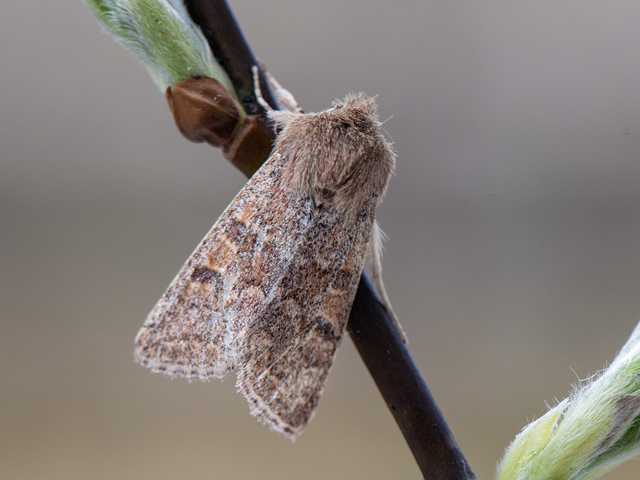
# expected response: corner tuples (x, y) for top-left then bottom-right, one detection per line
(83, 0), (234, 93)
(497, 321), (640, 480)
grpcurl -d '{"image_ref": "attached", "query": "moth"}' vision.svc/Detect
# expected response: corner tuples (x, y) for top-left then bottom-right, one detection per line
(134, 86), (402, 439)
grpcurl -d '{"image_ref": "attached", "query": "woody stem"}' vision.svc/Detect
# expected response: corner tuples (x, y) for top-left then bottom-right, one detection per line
(183, 1), (476, 478)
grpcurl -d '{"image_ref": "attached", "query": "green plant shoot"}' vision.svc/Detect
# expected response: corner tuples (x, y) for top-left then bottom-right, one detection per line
(498, 321), (640, 480)
(83, 0), (234, 94)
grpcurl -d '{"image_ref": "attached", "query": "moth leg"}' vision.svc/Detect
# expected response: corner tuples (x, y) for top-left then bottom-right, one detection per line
(260, 62), (302, 113)
(371, 220), (408, 343)
(252, 66), (302, 131)
(252, 65), (273, 112)
(252, 64), (302, 113)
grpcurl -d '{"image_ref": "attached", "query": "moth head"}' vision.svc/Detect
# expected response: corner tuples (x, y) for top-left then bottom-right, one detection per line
(272, 93), (396, 216)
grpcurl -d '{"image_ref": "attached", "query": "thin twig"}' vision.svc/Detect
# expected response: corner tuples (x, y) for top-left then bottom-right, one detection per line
(350, 275), (475, 479)
(182, 1), (476, 478)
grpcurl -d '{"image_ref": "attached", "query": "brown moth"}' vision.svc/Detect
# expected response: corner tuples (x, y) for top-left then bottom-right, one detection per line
(134, 92), (396, 439)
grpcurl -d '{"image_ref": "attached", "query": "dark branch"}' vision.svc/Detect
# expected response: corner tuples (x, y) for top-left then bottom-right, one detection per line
(350, 275), (475, 479)
(183, 1), (476, 478)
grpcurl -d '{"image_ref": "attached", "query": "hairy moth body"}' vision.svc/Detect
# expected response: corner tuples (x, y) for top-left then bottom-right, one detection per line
(134, 93), (395, 438)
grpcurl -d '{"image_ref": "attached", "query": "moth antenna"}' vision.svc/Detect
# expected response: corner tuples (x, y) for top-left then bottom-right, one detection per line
(252, 65), (273, 112)
(371, 221), (407, 343)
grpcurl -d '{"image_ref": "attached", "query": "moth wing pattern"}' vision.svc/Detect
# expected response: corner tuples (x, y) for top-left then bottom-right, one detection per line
(134, 153), (315, 379)
(238, 200), (375, 438)
(135, 92), (397, 439)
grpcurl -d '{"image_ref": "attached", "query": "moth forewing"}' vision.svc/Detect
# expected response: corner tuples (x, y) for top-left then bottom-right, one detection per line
(238, 198), (376, 438)
(134, 93), (396, 438)
(133, 156), (315, 378)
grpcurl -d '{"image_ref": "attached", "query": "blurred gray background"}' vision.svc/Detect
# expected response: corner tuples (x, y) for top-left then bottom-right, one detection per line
(2, 1), (640, 478)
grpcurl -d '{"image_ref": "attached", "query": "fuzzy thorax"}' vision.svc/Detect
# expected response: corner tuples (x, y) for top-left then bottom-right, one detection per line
(269, 93), (396, 217)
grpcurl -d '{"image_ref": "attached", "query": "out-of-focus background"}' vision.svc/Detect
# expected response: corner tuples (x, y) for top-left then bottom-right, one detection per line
(3, 1), (640, 478)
